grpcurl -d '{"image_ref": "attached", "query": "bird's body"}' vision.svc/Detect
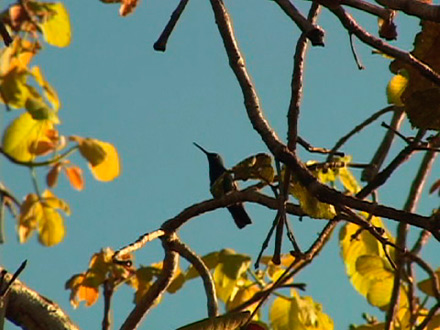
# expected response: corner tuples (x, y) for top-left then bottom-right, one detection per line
(194, 143), (252, 229)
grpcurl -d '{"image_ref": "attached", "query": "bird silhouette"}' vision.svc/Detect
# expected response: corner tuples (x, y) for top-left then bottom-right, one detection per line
(194, 142), (252, 229)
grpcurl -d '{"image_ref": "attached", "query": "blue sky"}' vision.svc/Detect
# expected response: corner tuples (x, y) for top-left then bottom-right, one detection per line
(2, 0), (439, 329)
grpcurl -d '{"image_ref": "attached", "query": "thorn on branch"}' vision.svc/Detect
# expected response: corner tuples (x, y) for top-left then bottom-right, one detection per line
(153, 0), (189, 52)
(349, 33), (365, 70)
(0, 260), (27, 298)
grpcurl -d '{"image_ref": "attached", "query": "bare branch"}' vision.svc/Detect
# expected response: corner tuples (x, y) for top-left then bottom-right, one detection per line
(273, 0), (324, 46)
(0, 265), (79, 330)
(287, 3), (321, 150)
(375, 0), (440, 22)
(361, 108), (405, 182)
(341, 0), (393, 20)
(328, 106), (395, 161)
(153, 0), (190, 51)
(169, 238), (218, 317)
(120, 235), (179, 330)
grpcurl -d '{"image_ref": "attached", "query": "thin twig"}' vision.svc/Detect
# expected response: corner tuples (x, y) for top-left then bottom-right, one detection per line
(356, 130), (426, 199)
(0, 146), (79, 168)
(349, 33), (365, 70)
(255, 214), (279, 268)
(102, 280), (114, 330)
(153, 0), (190, 52)
(328, 106), (394, 161)
(113, 229), (165, 265)
(414, 303), (440, 330)
(361, 109), (405, 181)
(330, 6), (440, 86)
(169, 238), (218, 317)
(298, 136), (344, 156)
(0, 260), (27, 298)
(287, 3), (322, 150)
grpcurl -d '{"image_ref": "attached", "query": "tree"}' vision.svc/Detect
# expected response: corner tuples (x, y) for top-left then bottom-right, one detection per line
(1, 0), (440, 329)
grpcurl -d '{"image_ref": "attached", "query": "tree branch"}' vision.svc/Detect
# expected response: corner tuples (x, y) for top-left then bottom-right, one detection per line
(0, 265), (79, 330)
(119, 234), (179, 330)
(169, 238), (218, 317)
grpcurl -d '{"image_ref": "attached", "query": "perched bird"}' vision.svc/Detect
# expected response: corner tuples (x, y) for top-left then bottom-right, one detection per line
(194, 142), (252, 229)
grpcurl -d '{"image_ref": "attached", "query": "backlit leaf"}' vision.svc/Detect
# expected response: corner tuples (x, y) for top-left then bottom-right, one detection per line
(339, 217), (403, 309)
(0, 68), (30, 108)
(42, 189), (71, 215)
(269, 291), (334, 330)
(47, 163), (62, 187)
(2, 112), (55, 161)
(38, 204), (65, 246)
(39, 3), (71, 47)
(289, 176), (336, 219)
(417, 268), (440, 297)
(30, 66), (60, 111)
(386, 72), (408, 106)
(65, 274), (99, 308)
(232, 153), (275, 183)
(89, 141), (121, 182)
(64, 166), (84, 191)
(18, 193), (40, 243)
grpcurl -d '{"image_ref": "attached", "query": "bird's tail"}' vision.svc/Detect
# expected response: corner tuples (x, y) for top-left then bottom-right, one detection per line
(227, 204), (252, 229)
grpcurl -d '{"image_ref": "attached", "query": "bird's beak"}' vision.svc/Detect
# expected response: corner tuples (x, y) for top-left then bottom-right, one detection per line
(193, 142), (210, 156)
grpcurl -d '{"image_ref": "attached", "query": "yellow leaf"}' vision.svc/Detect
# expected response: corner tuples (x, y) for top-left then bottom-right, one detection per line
(270, 291), (334, 330)
(0, 68), (31, 108)
(339, 217), (404, 309)
(213, 249), (251, 303)
(417, 268), (440, 297)
(74, 137), (106, 166)
(386, 72), (408, 106)
(30, 66), (60, 111)
(289, 176), (336, 219)
(38, 205), (65, 246)
(226, 282), (260, 314)
(2, 112), (55, 161)
(40, 3), (72, 47)
(89, 141), (121, 182)
(232, 153), (275, 183)
(18, 193), (41, 243)
(42, 189), (71, 215)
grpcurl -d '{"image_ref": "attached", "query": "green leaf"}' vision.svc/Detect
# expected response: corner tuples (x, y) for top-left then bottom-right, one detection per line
(232, 153), (275, 183)
(269, 291), (334, 330)
(25, 97), (59, 122)
(0, 68), (31, 108)
(176, 311), (251, 330)
(39, 2), (72, 47)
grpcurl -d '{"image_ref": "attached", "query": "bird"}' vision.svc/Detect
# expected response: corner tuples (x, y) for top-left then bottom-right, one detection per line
(193, 142), (252, 229)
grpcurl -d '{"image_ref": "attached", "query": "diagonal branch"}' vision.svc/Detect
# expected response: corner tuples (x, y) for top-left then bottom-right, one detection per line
(169, 237), (218, 317)
(120, 234), (179, 330)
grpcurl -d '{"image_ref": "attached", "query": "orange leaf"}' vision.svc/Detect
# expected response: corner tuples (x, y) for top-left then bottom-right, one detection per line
(46, 163), (62, 188)
(65, 274), (100, 308)
(29, 140), (55, 156)
(64, 166), (84, 191)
